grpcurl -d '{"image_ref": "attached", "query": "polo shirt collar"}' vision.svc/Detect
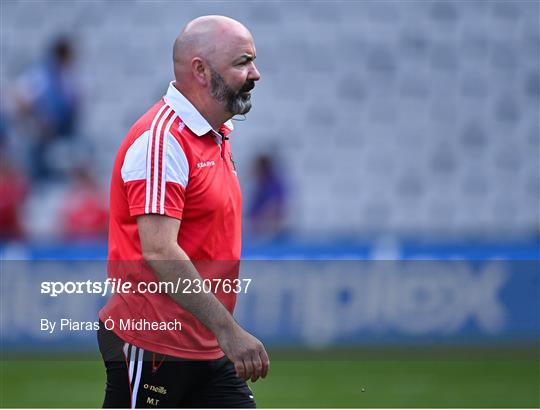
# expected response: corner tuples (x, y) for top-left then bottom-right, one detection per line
(164, 81), (234, 137)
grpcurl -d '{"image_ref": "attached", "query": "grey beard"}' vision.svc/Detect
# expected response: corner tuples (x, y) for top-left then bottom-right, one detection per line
(209, 68), (252, 116)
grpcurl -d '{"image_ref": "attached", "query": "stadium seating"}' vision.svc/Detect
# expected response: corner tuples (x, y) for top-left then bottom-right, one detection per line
(2, 0), (538, 239)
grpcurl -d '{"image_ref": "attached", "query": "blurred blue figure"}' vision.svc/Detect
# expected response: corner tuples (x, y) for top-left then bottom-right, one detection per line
(13, 36), (80, 180)
(247, 154), (288, 239)
(0, 110), (8, 154)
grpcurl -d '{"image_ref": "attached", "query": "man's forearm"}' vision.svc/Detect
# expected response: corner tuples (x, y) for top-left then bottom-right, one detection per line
(143, 246), (236, 338)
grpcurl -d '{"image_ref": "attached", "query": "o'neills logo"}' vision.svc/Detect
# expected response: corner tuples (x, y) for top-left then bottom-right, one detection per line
(197, 160), (215, 168)
(143, 384), (167, 395)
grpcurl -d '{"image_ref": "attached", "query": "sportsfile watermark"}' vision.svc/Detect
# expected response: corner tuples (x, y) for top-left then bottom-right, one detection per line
(40, 317), (183, 334)
(41, 277), (252, 297)
(1, 259), (538, 362)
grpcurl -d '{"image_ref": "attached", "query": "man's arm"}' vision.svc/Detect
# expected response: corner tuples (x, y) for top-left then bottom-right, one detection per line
(137, 214), (269, 382)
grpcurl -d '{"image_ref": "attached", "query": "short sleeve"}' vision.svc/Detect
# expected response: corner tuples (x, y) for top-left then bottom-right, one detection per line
(121, 126), (189, 220)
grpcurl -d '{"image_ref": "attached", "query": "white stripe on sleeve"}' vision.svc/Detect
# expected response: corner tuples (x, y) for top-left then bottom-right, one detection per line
(159, 114), (179, 214)
(151, 107), (173, 213)
(145, 104), (169, 214)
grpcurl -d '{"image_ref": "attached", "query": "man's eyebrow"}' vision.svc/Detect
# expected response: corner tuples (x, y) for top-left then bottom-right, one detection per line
(235, 54), (256, 62)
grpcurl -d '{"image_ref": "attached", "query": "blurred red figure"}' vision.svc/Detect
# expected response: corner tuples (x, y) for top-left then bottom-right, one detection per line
(60, 166), (108, 239)
(0, 155), (28, 239)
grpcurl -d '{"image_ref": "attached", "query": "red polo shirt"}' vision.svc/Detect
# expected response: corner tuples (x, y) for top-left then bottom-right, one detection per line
(99, 82), (242, 359)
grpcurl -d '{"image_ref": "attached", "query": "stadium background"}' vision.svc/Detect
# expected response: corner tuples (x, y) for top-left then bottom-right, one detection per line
(1, 0), (539, 407)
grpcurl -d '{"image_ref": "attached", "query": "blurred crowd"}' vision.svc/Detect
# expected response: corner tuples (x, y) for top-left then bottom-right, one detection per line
(1, 37), (116, 241)
(3, 0), (539, 246)
(1, 36), (289, 242)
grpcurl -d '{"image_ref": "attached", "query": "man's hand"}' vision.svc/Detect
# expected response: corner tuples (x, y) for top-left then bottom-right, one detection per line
(137, 214), (270, 382)
(216, 322), (270, 382)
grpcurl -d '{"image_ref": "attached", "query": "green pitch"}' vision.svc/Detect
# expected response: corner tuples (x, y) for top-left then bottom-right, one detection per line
(1, 347), (538, 408)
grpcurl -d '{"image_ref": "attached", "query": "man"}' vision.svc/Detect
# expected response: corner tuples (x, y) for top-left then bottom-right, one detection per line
(98, 15), (268, 408)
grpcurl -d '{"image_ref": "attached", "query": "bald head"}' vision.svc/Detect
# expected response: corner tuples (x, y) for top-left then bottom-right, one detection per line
(173, 15), (253, 73)
(171, 15), (260, 123)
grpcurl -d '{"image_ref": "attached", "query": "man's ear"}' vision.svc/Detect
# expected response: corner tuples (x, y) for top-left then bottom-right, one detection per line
(191, 57), (209, 87)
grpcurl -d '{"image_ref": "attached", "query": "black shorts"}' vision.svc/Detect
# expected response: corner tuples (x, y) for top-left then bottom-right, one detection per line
(97, 321), (256, 408)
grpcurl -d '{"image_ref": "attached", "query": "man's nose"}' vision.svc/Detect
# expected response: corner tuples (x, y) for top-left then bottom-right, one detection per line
(249, 63), (261, 81)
